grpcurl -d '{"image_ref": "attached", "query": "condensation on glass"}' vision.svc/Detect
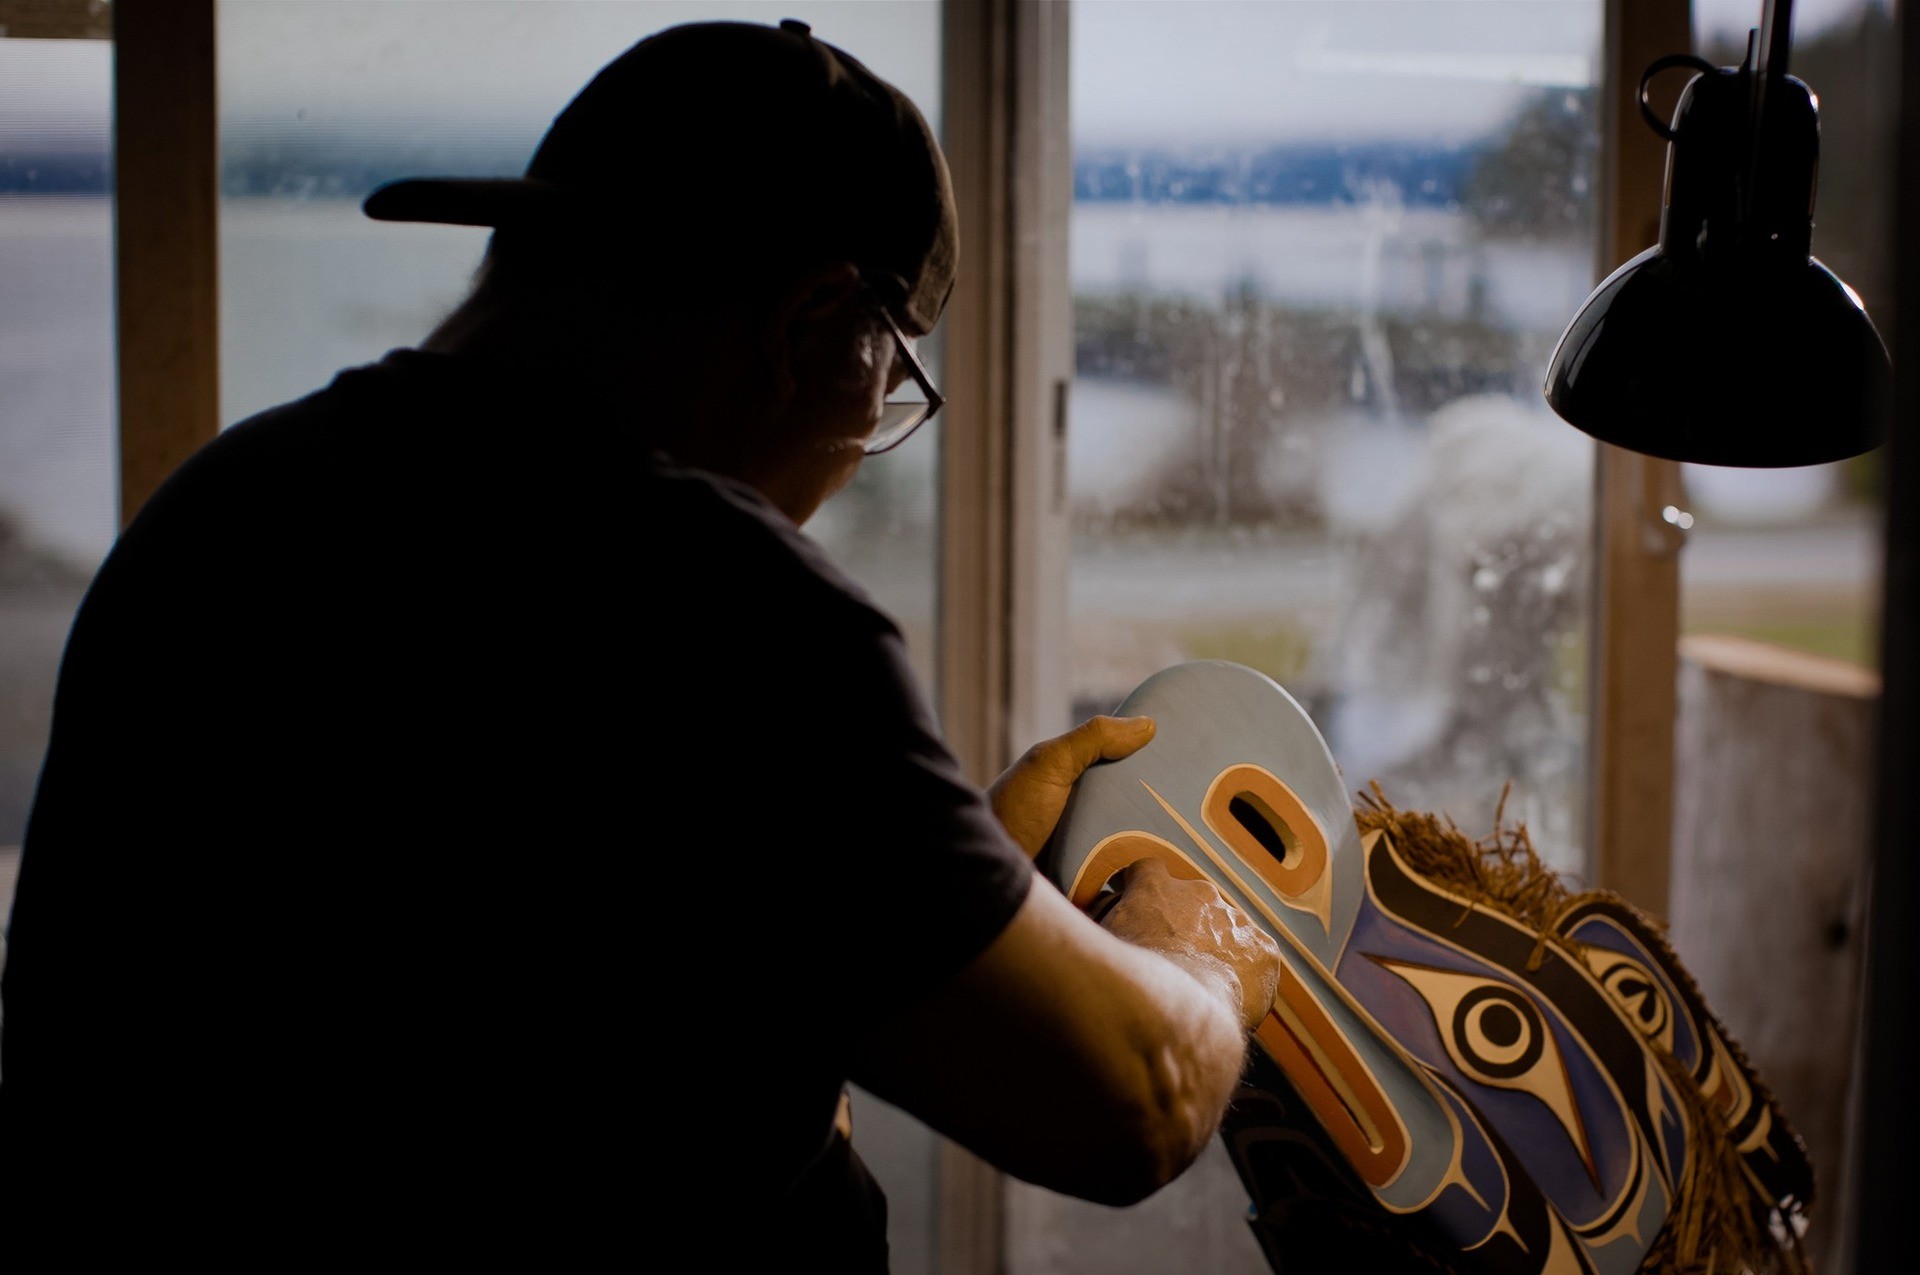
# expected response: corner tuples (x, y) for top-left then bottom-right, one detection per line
(0, 37), (117, 874)
(1067, 1), (1600, 870)
(1676, 0), (1891, 670)
(216, 3), (945, 1268)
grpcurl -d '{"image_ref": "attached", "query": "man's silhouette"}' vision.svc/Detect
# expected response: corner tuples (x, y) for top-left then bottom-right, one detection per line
(0, 20), (1279, 1265)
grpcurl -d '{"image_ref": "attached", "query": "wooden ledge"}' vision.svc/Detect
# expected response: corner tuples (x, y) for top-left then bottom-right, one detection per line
(1679, 632), (1882, 700)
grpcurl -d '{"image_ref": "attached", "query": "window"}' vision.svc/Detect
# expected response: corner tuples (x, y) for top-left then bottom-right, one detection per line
(0, 34), (116, 899)
(1068, 1), (1601, 870)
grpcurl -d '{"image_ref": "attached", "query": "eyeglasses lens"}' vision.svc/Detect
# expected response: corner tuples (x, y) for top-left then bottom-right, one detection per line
(865, 323), (939, 454)
(866, 388), (930, 455)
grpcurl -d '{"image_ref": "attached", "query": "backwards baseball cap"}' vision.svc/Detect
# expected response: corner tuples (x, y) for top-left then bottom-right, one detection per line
(363, 19), (958, 334)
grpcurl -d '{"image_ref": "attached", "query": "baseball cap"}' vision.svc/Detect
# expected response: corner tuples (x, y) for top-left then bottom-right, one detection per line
(362, 19), (958, 335)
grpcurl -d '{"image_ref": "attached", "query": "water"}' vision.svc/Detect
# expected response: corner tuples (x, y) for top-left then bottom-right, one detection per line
(0, 197), (118, 570)
(4, 196), (1600, 563)
(1073, 201), (1595, 331)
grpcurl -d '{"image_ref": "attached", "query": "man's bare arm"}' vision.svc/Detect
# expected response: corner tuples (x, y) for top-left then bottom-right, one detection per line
(849, 864), (1279, 1207)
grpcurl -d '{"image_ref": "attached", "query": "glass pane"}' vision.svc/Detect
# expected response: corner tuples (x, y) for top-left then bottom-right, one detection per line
(217, 3), (944, 1267)
(0, 36), (118, 943)
(1070, 0), (1600, 868)
(1679, 1), (1891, 668)
(1035, 3), (1603, 1266)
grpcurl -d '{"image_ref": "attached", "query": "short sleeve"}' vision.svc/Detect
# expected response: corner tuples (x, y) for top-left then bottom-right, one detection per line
(640, 465), (1034, 1056)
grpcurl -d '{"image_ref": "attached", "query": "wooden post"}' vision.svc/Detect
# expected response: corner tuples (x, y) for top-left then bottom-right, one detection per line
(0, 0), (111, 39)
(1846, 0), (1920, 1264)
(940, 0), (1014, 796)
(1003, 0), (1073, 759)
(1668, 633), (1878, 1274)
(113, 0), (220, 527)
(1588, 0), (1693, 919)
(938, 1), (1036, 1268)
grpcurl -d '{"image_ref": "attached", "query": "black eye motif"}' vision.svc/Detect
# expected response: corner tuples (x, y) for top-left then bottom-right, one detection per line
(1452, 985), (1544, 1080)
(1376, 958), (1598, 1183)
(1587, 949), (1673, 1047)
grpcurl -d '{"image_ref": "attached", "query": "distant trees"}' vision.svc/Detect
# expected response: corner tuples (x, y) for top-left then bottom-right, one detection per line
(1462, 89), (1598, 242)
(0, 152), (111, 195)
(1073, 293), (1528, 530)
(1073, 143), (1476, 210)
(1456, 6), (1895, 297)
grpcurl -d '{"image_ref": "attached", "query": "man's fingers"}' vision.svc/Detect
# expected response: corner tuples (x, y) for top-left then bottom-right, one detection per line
(1108, 855), (1172, 892)
(1052, 714), (1156, 773)
(1095, 714), (1156, 761)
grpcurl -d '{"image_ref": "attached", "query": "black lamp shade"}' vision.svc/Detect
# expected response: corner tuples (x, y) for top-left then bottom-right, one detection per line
(1545, 246), (1890, 467)
(1544, 33), (1892, 468)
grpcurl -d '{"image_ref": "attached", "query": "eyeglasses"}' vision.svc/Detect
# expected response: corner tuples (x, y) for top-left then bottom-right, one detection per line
(865, 303), (945, 456)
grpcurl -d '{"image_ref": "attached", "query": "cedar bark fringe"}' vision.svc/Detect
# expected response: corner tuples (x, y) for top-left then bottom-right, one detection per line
(1351, 784), (1812, 1275)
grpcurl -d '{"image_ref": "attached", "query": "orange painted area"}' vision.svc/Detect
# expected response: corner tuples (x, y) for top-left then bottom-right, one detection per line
(1203, 764), (1329, 901)
(1703, 1036), (1748, 1119)
(1254, 968), (1409, 1189)
(1066, 831), (1207, 909)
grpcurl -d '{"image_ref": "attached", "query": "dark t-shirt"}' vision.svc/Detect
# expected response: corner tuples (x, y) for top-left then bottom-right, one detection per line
(0, 349), (1033, 1261)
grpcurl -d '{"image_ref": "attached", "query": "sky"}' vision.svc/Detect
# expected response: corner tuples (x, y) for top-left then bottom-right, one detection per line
(1073, 1), (1600, 145)
(0, 0), (1895, 151)
(1071, 0), (1890, 145)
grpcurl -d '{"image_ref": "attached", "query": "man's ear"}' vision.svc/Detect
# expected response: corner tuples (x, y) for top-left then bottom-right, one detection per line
(763, 262), (864, 398)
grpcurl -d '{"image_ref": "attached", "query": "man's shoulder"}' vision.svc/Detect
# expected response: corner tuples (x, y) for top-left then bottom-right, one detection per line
(212, 346), (499, 473)
(637, 455), (894, 633)
(123, 347), (622, 553)
(128, 349), (449, 524)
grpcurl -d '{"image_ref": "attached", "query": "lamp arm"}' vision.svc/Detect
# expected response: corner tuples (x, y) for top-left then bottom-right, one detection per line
(1744, 0), (1797, 229)
(1756, 0), (1793, 81)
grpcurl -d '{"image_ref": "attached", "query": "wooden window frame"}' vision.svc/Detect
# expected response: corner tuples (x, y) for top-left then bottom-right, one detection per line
(934, 1), (1072, 1265)
(114, 0), (219, 527)
(1589, 0), (1693, 918)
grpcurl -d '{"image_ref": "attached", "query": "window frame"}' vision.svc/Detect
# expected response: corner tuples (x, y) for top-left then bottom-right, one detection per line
(933, 0), (1073, 1263)
(1588, 0), (1693, 917)
(114, 0), (219, 528)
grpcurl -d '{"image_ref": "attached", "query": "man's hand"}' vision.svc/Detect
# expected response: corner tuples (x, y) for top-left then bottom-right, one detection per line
(1096, 859), (1283, 1031)
(987, 715), (1157, 858)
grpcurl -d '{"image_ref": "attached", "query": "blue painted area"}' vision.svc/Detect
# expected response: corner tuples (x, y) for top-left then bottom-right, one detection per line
(1566, 913), (1703, 1072)
(1424, 1081), (1511, 1248)
(1339, 895), (1640, 1231)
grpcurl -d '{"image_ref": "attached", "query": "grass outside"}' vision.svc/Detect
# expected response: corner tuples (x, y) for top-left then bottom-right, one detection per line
(1144, 590), (1875, 720)
(1682, 620), (1877, 667)
(1681, 588), (1880, 670)
(1175, 621), (1318, 685)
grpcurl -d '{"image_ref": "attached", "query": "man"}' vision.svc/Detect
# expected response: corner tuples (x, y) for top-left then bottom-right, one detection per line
(0, 19), (1280, 1264)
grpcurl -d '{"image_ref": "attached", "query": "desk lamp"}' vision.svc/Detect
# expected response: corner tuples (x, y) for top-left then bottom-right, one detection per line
(1543, 0), (1890, 466)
